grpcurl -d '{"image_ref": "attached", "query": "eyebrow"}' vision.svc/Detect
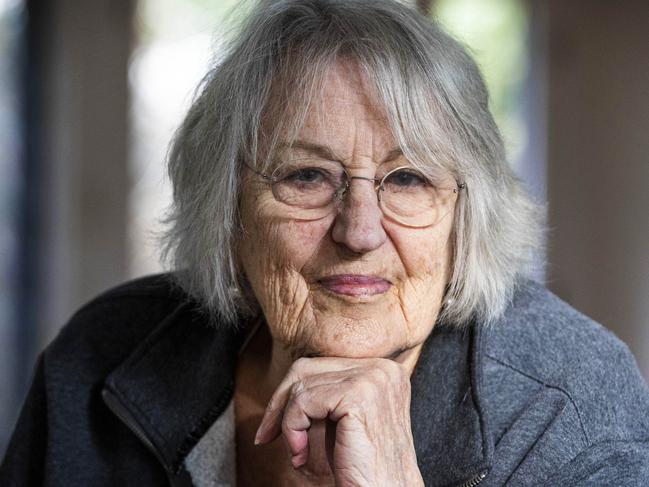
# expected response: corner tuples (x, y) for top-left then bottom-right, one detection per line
(281, 140), (403, 165)
(280, 140), (341, 162)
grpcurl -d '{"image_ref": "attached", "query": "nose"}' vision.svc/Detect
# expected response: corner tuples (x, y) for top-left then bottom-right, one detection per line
(331, 177), (387, 253)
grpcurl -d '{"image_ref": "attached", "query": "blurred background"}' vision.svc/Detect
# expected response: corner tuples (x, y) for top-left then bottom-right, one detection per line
(1, 0), (648, 457)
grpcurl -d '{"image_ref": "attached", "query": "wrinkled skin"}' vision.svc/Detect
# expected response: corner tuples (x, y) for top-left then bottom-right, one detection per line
(237, 62), (458, 486)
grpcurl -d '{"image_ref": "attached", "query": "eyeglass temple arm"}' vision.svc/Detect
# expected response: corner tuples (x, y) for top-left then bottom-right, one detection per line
(241, 160), (275, 182)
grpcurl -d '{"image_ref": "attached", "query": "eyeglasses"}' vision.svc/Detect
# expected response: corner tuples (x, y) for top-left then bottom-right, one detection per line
(246, 159), (466, 228)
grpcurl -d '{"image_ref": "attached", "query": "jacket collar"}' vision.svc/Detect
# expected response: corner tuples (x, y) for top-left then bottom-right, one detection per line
(103, 302), (493, 486)
(102, 301), (249, 482)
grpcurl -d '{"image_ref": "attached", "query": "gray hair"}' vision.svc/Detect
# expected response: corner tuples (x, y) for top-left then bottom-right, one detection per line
(162, 0), (544, 327)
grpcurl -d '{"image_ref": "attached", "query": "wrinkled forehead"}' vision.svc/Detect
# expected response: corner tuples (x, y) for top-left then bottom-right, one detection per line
(257, 57), (454, 183)
(260, 60), (395, 167)
(311, 62), (388, 122)
(302, 65), (396, 155)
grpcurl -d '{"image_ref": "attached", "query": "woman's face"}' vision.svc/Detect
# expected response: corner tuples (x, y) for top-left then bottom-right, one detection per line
(239, 63), (458, 360)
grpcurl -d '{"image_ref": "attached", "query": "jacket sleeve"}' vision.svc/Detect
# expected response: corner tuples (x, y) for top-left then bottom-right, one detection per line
(541, 440), (649, 486)
(0, 354), (48, 486)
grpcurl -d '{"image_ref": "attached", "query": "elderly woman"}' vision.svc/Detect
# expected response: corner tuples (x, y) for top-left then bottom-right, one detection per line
(2, 0), (649, 486)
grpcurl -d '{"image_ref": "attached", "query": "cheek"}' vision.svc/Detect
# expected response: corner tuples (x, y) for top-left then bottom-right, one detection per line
(242, 219), (330, 348)
(240, 187), (332, 267)
(385, 221), (453, 281)
(244, 217), (332, 272)
(286, 219), (333, 257)
(382, 223), (453, 341)
(239, 206), (333, 333)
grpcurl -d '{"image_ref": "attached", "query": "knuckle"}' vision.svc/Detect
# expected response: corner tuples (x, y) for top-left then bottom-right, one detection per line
(294, 391), (309, 409)
(280, 413), (292, 435)
(366, 360), (410, 397)
(369, 363), (392, 384)
(356, 378), (379, 399)
(289, 381), (312, 410)
(345, 401), (369, 422)
(283, 392), (309, 429)
(292, 356), (310, 372)
(290, 379), (307, 397)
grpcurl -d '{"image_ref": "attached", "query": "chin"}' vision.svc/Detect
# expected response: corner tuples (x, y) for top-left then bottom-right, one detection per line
(295, 314), (409, 359)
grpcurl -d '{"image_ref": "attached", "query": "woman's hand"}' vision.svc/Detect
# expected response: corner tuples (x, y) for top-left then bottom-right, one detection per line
(254, 357), (424, 487)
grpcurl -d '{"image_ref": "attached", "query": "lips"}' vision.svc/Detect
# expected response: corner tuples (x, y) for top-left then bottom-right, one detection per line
(318, 274), (392, 297)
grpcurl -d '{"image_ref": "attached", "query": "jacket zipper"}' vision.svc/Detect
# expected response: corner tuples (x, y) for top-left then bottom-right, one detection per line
(457, 470), (488, 487)
(102, 388), (178, 486)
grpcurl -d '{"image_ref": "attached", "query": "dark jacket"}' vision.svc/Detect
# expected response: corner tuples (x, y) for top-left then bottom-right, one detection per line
(1, 274), (649, 486)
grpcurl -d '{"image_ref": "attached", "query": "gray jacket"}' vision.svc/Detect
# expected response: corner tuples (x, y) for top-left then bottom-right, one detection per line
(1, 275), (648, 486)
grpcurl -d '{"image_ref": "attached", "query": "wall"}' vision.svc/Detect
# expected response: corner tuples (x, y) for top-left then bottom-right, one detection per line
(34, 0), (133, 352)
(546, 0), (649, 379)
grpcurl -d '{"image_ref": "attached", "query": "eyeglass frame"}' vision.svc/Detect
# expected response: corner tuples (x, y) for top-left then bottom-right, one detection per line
(242, 160), (467, 225)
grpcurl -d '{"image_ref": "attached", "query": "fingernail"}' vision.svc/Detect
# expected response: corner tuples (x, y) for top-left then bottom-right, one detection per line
(254, 424), (264, 445)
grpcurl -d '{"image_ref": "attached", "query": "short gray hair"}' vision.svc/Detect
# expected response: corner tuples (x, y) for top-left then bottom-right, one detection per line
(162, 0), (544, 327)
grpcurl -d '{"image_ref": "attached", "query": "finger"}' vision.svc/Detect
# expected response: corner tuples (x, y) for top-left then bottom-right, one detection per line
(255, 358), (362, 444)
(256, 357), (402, 444)
(256, 368), (359, 444)
(282, 383), (348, 467)
(254, 370), (302, 445)
(289, 430), (310, 469)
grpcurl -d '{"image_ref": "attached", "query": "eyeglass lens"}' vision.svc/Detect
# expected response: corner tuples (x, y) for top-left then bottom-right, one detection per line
(269, 160), (459, 228)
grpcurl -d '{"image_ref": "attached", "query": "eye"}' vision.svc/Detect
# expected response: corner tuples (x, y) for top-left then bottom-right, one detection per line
(383, 168), (429, 188)
(283, 167), (327, 185)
